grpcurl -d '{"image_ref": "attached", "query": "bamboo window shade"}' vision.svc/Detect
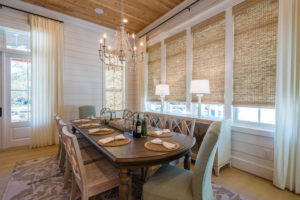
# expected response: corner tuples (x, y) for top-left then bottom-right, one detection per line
(191, 12), (225, 104)
(232, 0), (278, 107)
(147, 43), (161, 102)
(106, 64), (124, 110)
(165, 31), (187, 102)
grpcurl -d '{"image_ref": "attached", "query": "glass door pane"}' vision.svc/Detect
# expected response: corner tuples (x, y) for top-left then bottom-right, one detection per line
(10, 57), (31, 123)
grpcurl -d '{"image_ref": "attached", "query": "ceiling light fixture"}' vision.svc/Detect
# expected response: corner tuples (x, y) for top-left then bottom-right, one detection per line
(98, 0), (144, 71)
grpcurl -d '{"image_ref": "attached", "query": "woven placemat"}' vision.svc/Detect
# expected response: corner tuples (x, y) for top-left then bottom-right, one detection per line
(78, 124), (101, 129)
(73, 119), (92, 124)
(88, 129), (114, 135)
(144, 140), (180, 152)
(98, 137), (131, 147)
(147, 131), (173, 138)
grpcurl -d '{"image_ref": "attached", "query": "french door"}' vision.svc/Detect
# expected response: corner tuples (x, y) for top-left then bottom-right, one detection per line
(1, 53), (31, 148)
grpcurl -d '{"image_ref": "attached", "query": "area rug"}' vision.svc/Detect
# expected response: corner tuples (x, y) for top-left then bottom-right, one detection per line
(2, 156), (247, 200)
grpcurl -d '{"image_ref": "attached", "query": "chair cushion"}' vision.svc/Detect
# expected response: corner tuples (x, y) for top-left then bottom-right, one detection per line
(143, 165), (193, 200)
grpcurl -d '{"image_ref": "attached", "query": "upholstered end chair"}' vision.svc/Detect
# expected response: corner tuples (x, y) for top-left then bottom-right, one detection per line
(78, 105), (96, 119)
(142, 121), (223, 200)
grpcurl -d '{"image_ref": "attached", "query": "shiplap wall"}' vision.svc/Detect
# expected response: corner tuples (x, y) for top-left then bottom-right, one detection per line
(142, 0), (275, 181)
(0, 0), (138, 148)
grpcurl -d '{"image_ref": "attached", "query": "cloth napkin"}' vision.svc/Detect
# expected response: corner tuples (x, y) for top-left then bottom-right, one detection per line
(162, 129), (170, 133)
(99, 134), (126, 144)
(162, 141), (176, 149)
(151, 138), (163, 145)
(79, 123), (99, 128)
(154, 131), (163, 135)
(88, 128), (111, 134)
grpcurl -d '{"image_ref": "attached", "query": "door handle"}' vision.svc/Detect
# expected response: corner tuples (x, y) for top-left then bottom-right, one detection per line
(0, 107), (2, 117)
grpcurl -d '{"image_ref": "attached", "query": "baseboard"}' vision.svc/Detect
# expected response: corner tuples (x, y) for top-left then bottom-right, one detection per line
(231, 156), (273, 180)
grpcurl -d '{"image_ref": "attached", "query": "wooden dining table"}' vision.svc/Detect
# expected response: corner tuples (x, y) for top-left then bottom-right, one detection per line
(70, 119), (195, 200)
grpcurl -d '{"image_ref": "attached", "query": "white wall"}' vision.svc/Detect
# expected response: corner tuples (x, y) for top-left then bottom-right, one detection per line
(0, 0), (137, 148)
(140, 0), (275, 180)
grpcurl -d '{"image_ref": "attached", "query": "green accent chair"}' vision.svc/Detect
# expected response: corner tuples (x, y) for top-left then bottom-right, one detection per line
(78, 105), (96, 119)
(142, 121), (223, 200)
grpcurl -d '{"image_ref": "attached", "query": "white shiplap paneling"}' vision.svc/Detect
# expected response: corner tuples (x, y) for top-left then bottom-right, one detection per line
(0, 0), (138, 147)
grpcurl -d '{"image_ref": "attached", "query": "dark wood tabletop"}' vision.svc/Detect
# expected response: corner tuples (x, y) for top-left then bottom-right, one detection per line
(70, 119), (195, 200)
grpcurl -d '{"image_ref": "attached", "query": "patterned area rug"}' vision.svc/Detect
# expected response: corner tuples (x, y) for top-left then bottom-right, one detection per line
(2, 156), (247, 200)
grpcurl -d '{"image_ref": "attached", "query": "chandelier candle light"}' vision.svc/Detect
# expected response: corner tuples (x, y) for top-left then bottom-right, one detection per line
(155, 84), (170, 113)
(98, 0), (144, 71)
(190, 80), (210, 116)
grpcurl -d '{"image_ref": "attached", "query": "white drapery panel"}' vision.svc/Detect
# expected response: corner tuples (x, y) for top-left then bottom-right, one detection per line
(29, 15), (64, 148)
(273, 0), (300, 193)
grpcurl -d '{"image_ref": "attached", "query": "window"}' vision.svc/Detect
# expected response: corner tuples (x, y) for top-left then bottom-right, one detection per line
(105, 63), (124, 110)
(232, 0), (278, 126)
(0, 26), (31, 123)
(10, 58), (31, 122)
(192, 103), (224, 118)
(166, 102), (187, 114)
(5, 29), (30, 51)
(165, 31), (186, 102)
(147, 43), (161, 102)
(147, 102), (161, 112)
(234, 107), (275, 125)
(191, 12), (225, 105)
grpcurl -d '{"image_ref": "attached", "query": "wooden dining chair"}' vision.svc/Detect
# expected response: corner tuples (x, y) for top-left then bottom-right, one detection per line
(164, 115), (196, 166)
(166, 115), (196, 136)
(121, 109), (133, 119)
(54, 114), (64, 164)
(143, 121), (223, 200)
(58, 121), (104, 188)
(62, 126), (119, 200)
(145, 113), (166, 129)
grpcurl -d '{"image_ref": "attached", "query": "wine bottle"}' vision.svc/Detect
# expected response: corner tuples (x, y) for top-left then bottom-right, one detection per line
(135, 114), (142, 138)
(141, 117), (147, 137)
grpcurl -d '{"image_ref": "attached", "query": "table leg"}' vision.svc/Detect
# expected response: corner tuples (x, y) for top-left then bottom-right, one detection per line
(71, 126), (76, 134)
(184, 151), (191, 170)
(119, 168), (130, 200)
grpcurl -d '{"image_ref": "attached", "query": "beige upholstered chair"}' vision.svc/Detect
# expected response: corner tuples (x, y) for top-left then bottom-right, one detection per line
(62, 126), (119, 200)
(143, 121), (223, 200)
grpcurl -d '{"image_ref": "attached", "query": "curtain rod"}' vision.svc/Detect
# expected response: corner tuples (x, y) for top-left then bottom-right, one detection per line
(0, 4), (64, 23)
(139, 0), (200, 38)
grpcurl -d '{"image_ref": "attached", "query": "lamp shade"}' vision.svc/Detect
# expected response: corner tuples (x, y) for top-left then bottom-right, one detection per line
(155, 84), (170, 96)
(190, 80), (210, 94)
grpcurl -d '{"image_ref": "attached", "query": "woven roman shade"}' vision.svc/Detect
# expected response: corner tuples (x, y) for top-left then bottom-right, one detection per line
(106, 64), (124, 110)
(165, 31), (187, 102)
(191, 12), (225, 104)
(147, 43), (161, 102)
(232, 0), (278, 106)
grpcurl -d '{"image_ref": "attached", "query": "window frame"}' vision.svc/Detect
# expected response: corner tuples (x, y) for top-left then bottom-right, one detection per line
(104, 62), (126, 111)
(233, 106), (275, 130)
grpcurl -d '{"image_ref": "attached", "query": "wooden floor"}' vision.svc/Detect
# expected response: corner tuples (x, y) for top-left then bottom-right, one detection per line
(0, 145), (299, 200)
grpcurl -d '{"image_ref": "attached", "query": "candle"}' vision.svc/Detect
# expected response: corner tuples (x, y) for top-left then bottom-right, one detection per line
(140, 42), (143, 47)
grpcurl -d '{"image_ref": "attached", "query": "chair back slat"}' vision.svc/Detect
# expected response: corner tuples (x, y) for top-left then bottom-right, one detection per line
(122, 109), (134, 119)
(62, 126), (88, 191)
(145, 113), (166, 129)
(167, 116), (196, 136)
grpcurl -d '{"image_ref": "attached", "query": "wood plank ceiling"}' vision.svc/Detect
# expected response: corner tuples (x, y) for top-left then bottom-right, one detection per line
(21, 0), (185, 33)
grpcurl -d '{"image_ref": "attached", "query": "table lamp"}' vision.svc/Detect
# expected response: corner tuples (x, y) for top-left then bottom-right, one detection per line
(190, 80), (210, 116)
(155, 84), (169, 113)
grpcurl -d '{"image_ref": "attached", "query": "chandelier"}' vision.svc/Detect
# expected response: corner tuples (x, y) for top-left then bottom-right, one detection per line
(98, 0), (144, 71)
